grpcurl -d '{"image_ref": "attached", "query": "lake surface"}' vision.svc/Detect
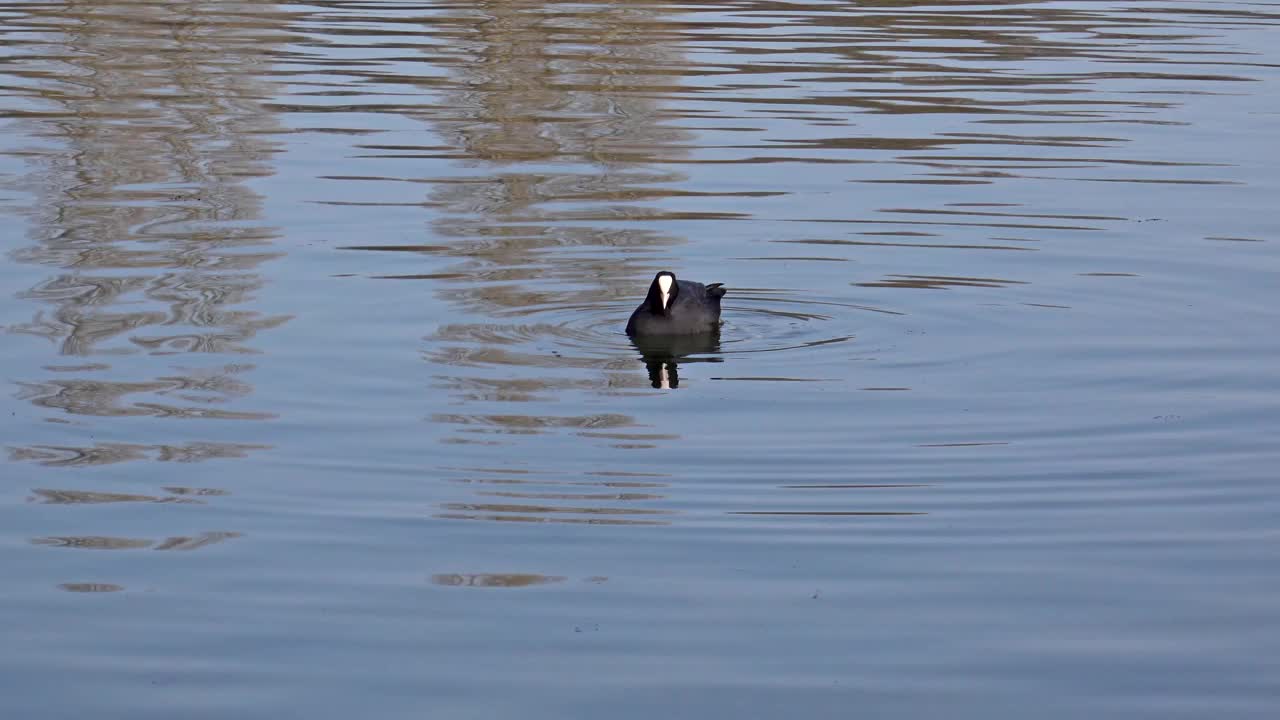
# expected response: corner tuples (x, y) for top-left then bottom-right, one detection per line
(2, 1), (1278, 717)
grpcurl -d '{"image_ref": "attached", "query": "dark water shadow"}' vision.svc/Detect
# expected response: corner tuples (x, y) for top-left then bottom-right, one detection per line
(630, 330), (723, 390)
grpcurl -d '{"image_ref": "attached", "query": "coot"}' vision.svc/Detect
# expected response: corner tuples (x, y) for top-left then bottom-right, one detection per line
(625, 271), (725, 337)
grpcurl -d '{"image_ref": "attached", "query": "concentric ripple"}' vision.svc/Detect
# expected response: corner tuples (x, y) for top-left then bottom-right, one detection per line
(431, 288), (893, 373)
(425, 284), (902, 406)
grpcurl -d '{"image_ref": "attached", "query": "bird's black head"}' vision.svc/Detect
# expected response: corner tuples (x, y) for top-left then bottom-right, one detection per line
(646, 271), (678, 315)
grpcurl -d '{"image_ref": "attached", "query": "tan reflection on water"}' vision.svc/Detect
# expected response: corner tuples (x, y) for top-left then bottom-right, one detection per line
(339, 0), (1257, 441)
(1, 3), (277, 584)
(30, 532), (241, 551)
(342, 2), (703, 438)
(729, 511), (925, 517)
(9, 441), (267, 467)
(15, 364), (272, 420)
(28, 488), (204, 505)
(4, 1), (286, 428)
(58, 583), (125, 594)
(856, 275), (1029, 290)
(430, 573), (566, 589)
(436, 468), (671, 526)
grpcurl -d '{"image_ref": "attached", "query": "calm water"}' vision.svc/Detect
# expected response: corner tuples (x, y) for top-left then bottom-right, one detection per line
(2, 1), (1278, 717)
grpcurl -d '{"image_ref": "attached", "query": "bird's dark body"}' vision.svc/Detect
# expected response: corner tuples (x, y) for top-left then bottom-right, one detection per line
(625, 271), (726, 337)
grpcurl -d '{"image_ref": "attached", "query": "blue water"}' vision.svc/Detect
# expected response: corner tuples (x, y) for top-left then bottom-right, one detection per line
(1, 2), (1278, 717)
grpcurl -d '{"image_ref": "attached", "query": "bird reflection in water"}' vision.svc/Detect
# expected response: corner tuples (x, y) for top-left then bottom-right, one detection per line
(630, 330), (723, 390)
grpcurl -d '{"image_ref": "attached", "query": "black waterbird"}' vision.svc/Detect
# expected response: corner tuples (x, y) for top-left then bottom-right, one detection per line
(625, 271), (726, 337)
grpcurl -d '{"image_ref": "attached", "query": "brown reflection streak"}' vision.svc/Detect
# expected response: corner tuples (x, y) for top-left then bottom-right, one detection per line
(709, 376), (832, 382)
(792, 217), (1097, 230)
(734, 256), (848, 262)
(28, 489), (202, 505)
(433, 376), (608, 403)
(162, 486), (230, 497)
(477, 491), (662, 501)
(58, 583), (124, 593)
(779, 239), (1035, 252)
(856, 275), (1027, 290)
(578, 432), (680, 441)
(434, 513), (667, 527)
(781, 484), (928, 489)
(8, 441), (266, 467)
(729, 511), (925, 517)
(432, 413), (639, 434)
(15, 366), (277, 417)
(441, 502), (667, 517)
(152, 532), (241, 551)
(450, 477), (666, 489)
(888, 208), (1125, 222)
(430, 573), (565, 588)
(31, 536), (153, 550)
(437, 468), (671, 525)
(31, 532), (241, 551)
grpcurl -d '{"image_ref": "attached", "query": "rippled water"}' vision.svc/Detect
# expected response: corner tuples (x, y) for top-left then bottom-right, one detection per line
(2, 1), (1278, 717)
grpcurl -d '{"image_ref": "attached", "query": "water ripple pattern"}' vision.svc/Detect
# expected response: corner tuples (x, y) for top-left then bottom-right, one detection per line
(0, 2), (1278, 719)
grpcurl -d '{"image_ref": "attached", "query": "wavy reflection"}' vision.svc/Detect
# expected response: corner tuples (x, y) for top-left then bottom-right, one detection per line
(343, 1), (704, 442)
(58, 583), (125, 594)
(3, 1), (286, 429)
(435, 467), (671, 526)
(8, 441), (266, 467)
(15, 364), (273, 420)
(430, 573), (566, 589)
(31, 532), (241, 552)
(1, 3), (279, 591)
(631, 331), (723, 390)
(683, 1), (1257, 185)
(729, 511), (925, 517)
(856, 275), (1029, 290)
(28, 489), (204, 506)
(334, 0), (1271, 430)
(30, 536), (154, 551)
